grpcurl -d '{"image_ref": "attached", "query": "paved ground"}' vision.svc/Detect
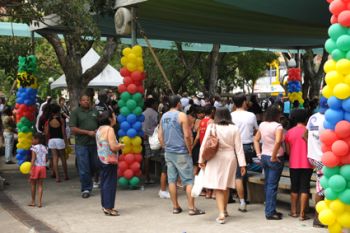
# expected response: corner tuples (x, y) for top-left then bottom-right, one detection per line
(0, 155), (327, 233)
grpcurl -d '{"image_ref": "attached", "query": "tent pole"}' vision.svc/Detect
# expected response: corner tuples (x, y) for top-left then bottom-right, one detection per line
(131, 7), (137, 46)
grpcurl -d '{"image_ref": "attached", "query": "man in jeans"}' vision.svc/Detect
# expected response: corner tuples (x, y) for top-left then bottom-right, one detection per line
(158, 95), (205, 216)
(70, 95), (99, 198)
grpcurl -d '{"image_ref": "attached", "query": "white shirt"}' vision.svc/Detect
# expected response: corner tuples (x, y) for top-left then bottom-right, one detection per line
(306, 112), (325, 161)
(180, 97), (190, 108)
(231, 110), (258, 144)
(214, 101), (223, 108)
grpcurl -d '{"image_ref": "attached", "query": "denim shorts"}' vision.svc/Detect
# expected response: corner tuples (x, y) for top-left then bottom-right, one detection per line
(164, 152), (193, 186)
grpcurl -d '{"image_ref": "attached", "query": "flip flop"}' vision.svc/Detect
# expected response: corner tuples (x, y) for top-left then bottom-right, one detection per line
(188, 208), (205, 216)
(288, 213), (298, 218)
(28, 204), (35, 207)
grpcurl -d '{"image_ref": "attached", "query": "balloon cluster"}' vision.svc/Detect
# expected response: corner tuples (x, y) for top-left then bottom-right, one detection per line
(15, 55), (38, 174)
(287, 68), (304, 104)
(319, 2), (350, 232)
(117, 45), (145, 188)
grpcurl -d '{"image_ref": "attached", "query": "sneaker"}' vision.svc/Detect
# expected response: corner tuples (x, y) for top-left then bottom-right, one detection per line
(5, 161), (15, 164)
(158, 190), (170, 199)
(238, 203), (247, 212)
(93, 181), (100, 189)
(82, 190), (90, 199)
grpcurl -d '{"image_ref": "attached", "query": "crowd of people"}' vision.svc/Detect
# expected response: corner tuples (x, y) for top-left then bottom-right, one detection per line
(0, 89), (327, 226)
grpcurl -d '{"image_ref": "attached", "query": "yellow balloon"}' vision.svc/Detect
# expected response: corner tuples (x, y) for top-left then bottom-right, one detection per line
(136, 57), (143, 66)
(330, 200), (345, 215)
(316, 201), (328, 213)
(319, 209), (336, 226)
(325, 71), (343, 87)
(121, 56), (128, 66)
(127, 53), (137, 63)
(328, 222), (342, 233)
(344, 74), (350, 85)
(127, 63), (137, 72)
(20, 162), (31, 174)
(338, 212), (350, 228)
(132, 45), (143, 56)
(122, 145), (132, 154)
(133, 145), (142, 153)
(136, 66), (144, 72)
(334, 83), (350, 99)
(322, 85), (333, 99)
(324, 59), (337, 73)
(131, 136), (142, 146)
(336, 59), (350, 75)
(121, 136), (132, 146)
(122, 47), (132, 56)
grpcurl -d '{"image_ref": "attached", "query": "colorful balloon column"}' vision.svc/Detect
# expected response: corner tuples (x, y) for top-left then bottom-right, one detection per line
(287, 68), (304, 106)
(117, 45), (145, 188)
(317, 1), (350, 232)
(15, 55), (38, 174)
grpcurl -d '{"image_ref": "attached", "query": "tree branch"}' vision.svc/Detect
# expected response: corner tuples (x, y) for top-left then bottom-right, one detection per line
(316, 49), (329, 77)
(38, 32), (67, 69)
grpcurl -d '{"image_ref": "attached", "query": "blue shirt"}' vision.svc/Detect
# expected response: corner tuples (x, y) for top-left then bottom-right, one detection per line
(161, 111), (188, 154)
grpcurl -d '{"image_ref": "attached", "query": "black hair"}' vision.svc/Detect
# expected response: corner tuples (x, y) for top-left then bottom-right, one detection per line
(290, 109), (308, 124)
(214, 107), (233, 125)
(49, 103), (61, 114)
(145, 98), (156, 108)
(265, 105), (281, 122)
(98, 111), (114, 126)
(169, 95), (181, 108)
(293, 100), (300, 109)
(233, 93), (246, 108)
(32, 133), (45, 145)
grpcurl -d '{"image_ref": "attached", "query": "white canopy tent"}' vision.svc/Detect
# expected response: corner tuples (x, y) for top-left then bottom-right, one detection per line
(51, 48), (123, 89)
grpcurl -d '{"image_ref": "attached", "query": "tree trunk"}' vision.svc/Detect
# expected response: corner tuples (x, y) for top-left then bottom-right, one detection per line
(208, 44), (220, 96)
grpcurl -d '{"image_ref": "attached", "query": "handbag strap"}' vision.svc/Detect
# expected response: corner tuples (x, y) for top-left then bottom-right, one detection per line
(211, 124), (217, 136)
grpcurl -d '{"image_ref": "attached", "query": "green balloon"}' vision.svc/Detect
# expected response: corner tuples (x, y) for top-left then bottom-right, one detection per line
(118, 100), (126, 108)
(336, 35), (350, 51)
(17, 122), (23, 129)
(346, 50), (350, 60)
(339, 189), (350, 205)
(325, 187), (339, 200)
(126, 99), (137, 110)
(21, 126), (29, 133)
(340, 165), (350, 181)
(133, 107), (143, 116)
(328, 23), (348, 41)
(138, 100), (144, 108)
(129, 176), (140, 187)
(120, 107), (130, 116)
(320, 176), (329, 189)
(121, 92), (131, 102)
(132, 93), (142, 102)
(323, 166), (340, 178)
(118, 177), (129, 187)
(325, 39), (337, 54)
(332, 49), (346, 61)
(329, 175), (347, 193)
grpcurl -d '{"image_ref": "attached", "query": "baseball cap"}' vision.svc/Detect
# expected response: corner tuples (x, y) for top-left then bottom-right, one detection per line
(318, 96), (328, 114)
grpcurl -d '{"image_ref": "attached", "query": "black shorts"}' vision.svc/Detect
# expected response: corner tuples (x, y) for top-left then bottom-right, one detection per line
(158, 150), (167, 173)
(289, 168), (313, 193)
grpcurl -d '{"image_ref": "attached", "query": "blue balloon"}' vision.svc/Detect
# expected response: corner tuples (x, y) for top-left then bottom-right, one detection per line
(127, 128), (137, 138)
(127, 114), (137, 124)
(342, 98), (350, 112)
(120, 121), (131, 131)
(328, 96), (343, 110)
(17, 160), (25, 166)
(118, 129), (126, 137)
(24, 99), (31, 105)
(345, 112), (350, 122)
(133, 121), (142, 131)
(138, 114), (145, 122)
(138, 130), (144, 137)
(324, 120), (335, 130)
(117, 115), (126, 123)
(325, 109), (344, 124)
(16, 154), (25, 161)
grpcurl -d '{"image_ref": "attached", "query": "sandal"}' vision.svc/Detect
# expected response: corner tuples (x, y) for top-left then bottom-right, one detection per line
(102, 208), (120, 216)
(224, 210), (229, 217)
(288, 213), (298, 218)
(188, 208), (205, 216)
(216, 213), (226, 224)
(173, 207), (183, 214)
(300, 215), (310, 221)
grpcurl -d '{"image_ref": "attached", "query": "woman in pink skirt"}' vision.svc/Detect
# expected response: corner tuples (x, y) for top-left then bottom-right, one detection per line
(199, 108), (246, 224)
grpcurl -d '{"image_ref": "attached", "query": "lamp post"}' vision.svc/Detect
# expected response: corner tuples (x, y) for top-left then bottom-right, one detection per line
(48, 77), (54, 97)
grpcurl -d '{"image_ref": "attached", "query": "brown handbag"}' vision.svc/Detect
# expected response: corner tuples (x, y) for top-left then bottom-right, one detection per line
(202, 124), (219, 161)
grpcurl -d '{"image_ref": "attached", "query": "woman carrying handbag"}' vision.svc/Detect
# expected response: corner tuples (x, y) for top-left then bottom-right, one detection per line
(198, 108), (246, 224)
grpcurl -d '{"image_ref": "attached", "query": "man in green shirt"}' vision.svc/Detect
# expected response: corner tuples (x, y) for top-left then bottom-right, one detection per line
(70, 95), (99, 198)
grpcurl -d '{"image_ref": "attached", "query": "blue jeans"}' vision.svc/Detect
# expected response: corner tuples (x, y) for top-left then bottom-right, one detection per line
(75, 145), (99, 192)
(99, 161), (117, 209)
(3, 132), (14, 162)
(261, 155), (284, 217)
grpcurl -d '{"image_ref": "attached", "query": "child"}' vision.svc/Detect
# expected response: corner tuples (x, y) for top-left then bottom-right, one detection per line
(29, 133), (48, 208)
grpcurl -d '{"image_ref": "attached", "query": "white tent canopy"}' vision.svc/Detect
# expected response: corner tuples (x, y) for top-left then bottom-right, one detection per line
(51, 48), (123, 89)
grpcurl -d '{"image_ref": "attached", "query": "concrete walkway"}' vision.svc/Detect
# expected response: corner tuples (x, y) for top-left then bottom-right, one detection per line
(0, 155), (326, 233)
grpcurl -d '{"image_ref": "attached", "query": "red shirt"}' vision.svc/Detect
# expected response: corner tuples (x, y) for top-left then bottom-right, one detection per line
(199, 117), (211, 144)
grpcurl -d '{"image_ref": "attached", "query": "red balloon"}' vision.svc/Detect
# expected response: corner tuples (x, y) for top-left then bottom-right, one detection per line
(124, 76), (133, 86)
(125, 153), (135, 164)
(141, 72), (147, 80)
(120, 67), (131, 77)
(118, 84), (127, 93)
(118, 161), (128, 173)
(130, 162), (141, 173)
(332, 140), (349, 156)
(137, 85), (145, 94)
(340, 154), (350, 165)
(118, 154), (125, 161)
(331, 15), (338, 24)
(134, 153), (142, 162)
(329, 0), (346, 16)
(327, 0), (334, 3)
(338, 10), (350, 26)
(320, 130), (338, 145)
(335, 121), (350, 138)
(127, 84), (137, 94)
(322, 151), (340, 167)
(131, 71), (143, 81)
(321, 144), (332, 153)
(135, 169), (142, 177)
(134, 80), (142, 86)
(123, 169), (134, 179)
(117, 169), (123, 177)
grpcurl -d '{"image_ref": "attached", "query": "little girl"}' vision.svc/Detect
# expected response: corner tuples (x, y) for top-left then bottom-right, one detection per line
(29, 133), (48, 208)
